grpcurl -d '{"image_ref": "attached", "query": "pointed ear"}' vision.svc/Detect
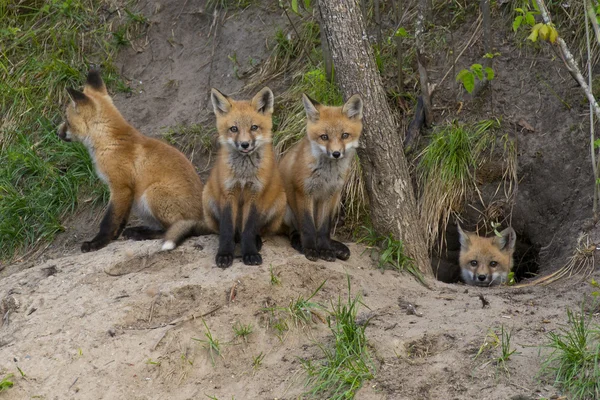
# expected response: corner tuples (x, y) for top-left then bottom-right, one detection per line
(342, 94), (363, 120)
(66, 88), (91, 106)
(85, 67), (107, 95)
(252, 87), (274, 114)
(493, 227), (516, 253)
(211, 88), (232, 116)
(302, 94), (320, 123)
(457, 223), (470, 250)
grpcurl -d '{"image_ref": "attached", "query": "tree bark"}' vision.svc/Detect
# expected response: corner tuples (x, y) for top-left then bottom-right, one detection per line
(318, 0), (431, 276)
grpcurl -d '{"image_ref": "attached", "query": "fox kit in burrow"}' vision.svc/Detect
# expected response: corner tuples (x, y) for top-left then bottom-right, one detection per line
(279, 94), (363, 262)
(457, 224), (516, 286)
(58, 69), (206, 252)
(203, 87), (286, 268)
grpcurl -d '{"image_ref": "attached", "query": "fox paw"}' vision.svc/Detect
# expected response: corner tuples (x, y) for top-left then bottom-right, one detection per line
(304, 248), (319, 262)
(81, 240), (107, 253)
(216, 253), (234, 268)
(242, 253), (263, 266)
(256, 235), (263, 252)
(290, 232), (303, 253)
(331, 240), (350, 260)
(318, 248), (336, 262)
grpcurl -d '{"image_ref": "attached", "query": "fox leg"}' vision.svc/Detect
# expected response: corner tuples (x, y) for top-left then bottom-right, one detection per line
(240, 198), (262, 266)
(122, 226), (165, 240)
(326, 194), (350, 260)
(315, 199), (336, 262)
(293, 193), (318, 261)
(82, 188), (132, 252)
(215, 195), (237, 268)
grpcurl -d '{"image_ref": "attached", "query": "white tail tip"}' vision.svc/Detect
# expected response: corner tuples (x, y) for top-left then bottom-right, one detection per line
(161, 240), (176, 251)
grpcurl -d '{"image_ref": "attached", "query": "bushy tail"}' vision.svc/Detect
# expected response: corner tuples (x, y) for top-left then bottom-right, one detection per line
(161, 220), (211, 251)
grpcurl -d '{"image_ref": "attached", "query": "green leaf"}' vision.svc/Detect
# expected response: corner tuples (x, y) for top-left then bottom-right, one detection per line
(528, 25), (540, 42)
(513, 15), (523, 32)
(394, 27), (409, 37)
(457, 69), (475, 93)
(291, 0), (298, 14)
(532, 1), (540, 12)
(484, 67), (495, 81)
(470, 63), (484, 80)
(303, 0), (311, 9)
(525, 12), (535, 26)
(593, 139), (600, 149)
(591, 278), (599, 287)
(515, 7), (524, 14)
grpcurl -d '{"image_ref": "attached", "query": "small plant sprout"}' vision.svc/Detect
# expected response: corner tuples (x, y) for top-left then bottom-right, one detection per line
(456, 64), (495, 94)
(232, 322), (253, 342)
(0, 374), (14, 391)
(474, 329), (500, 360)
(269, 264), (281, 285)
(252, 352), (265, 370)
(146, 358), (161, 367)
(496, 325), (518, 373)
(286, 280), (326, 326)
(193, 319), (223, 366)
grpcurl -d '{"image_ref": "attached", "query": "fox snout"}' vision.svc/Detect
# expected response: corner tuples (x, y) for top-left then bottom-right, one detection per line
(236, 139), (256, 154)
(58, 122), (72, 142)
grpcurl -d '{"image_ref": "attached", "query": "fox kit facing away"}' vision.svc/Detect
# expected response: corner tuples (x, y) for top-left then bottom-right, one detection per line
(457, 224), (516, 286)
(203, 87), (286, 268)
(279, 94), (363, 261)
(58, 69), (205, 252)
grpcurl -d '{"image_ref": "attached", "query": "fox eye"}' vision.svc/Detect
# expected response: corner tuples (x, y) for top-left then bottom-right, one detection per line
(342, 133), (350, 139)
(489, 261), (498, 268)
(251, 125), (258, 131)
(470, 260), (478, 267)
(320, 134), (329, 141)
(230, 126), (238, 133)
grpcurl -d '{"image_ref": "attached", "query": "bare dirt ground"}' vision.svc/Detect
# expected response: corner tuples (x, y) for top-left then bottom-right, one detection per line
(2, 1), (600, 399)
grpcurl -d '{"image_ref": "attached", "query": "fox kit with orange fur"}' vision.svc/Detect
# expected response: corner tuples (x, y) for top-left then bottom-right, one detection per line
(58, 69), (205, 252)
(457, 224), (516, 286)
(203, 87), (286, 268)
(279, 94), (363, 261)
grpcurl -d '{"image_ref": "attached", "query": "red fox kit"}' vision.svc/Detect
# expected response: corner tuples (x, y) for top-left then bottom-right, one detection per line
(457, 224), (516, 286)
(203, 87), (286, 268)
(58, 69), (205, 252)
(279, 94), (363, 261)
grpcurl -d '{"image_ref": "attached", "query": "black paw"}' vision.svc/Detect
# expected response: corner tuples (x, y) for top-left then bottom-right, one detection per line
(304, 247), (319, 262)
(242, 253), (263, 266)
(331, 240), (350, 260)
(256, 235), (263, 252)
(290, 232), (303, 253)
(81, 240), (106, 253)
(318, 248), (336, 262)
(216, 253), (234, 268)
(122, 228), (143, 240)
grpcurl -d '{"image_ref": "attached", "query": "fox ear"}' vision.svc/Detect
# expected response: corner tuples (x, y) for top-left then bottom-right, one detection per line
(342, 94), (363, 120)
(66, 88), (91, 107)
(493, 227), (516, 253)
(457, 223), (470, 250)
(302, 94), (320, 123)
(252, 87), (274, 114)
(211, 88), (232, 115)
(85, 67), (107, 95)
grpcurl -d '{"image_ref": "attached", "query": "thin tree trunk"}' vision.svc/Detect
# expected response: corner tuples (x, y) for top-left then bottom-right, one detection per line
(415, 0), (432, 126)
(318, 0), (334, 81)
(318, 0), (431, 276)
(395, 0), (404, 89)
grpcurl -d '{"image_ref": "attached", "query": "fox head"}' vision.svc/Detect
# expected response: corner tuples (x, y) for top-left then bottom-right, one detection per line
(58, 68), (115, 143)
(457, 224), (516, 287)
(211, 87), (274, 155)
(302, 94), (363, 160)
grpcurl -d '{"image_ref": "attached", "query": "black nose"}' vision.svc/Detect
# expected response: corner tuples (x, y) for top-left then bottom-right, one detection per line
(477, 274), (487, 281)
(332, 151), (341, 158)
(240, 142), (250, 149)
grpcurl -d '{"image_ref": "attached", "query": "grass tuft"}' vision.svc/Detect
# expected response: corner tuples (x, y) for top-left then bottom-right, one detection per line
(232, 322), (253, 343)
(0, 0), (145, 260)
(301, 277), (374, 399)
(193, 319), (223, 366)
(541, 307), (600, 400)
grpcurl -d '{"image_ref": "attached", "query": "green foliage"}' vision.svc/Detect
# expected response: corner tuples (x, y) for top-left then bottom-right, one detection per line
(528, 23), (558, 43)
(0, 374), (13, 391)
(513, 5), (538, 32)
(301, 277), (374, 399)
(497, 325), (518, 373)
(264, 280), (326, 328)
(541, 308), (600, 399)
(456, 64), (495, 94)
(269, 264), (281, 285)
(0, 0), (143, 259)
(192, 319), (223, 366)
(232, 322), (253, 342)
(252, 352), (265, 370)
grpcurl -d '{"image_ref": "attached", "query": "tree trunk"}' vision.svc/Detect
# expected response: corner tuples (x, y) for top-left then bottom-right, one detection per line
(318, 0), (431, 276)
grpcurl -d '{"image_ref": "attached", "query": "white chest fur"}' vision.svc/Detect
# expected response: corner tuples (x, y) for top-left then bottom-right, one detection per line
(224, 149), (264, 192)
(304, 150), (353, 200)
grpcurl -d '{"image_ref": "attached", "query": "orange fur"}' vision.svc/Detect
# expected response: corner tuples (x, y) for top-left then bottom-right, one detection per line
(58, 69), (205, 252)
(279, 94), (363, 262)
(457, 224), (516, 286)
(203, 87), (286, 268)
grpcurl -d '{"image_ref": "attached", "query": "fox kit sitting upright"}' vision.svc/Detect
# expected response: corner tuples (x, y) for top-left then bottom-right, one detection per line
(58, 69), (205, 252)
(203, 87), (286, 268)
(279, 94), (363, 261)
(457, 224), (516, 286)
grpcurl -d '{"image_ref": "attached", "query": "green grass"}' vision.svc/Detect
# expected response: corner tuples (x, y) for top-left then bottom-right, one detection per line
(232, 322), (253, 342)
(0, 374), (13, 391)
(497, 325), (518, 374)
(0, 0), (145, 260)
(269, 264), (281, 285)
(358, 226), (423, 283)
(541, 308), (600, 399)
(301, 277), (374, 399)
(193, 319), (223, 366)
